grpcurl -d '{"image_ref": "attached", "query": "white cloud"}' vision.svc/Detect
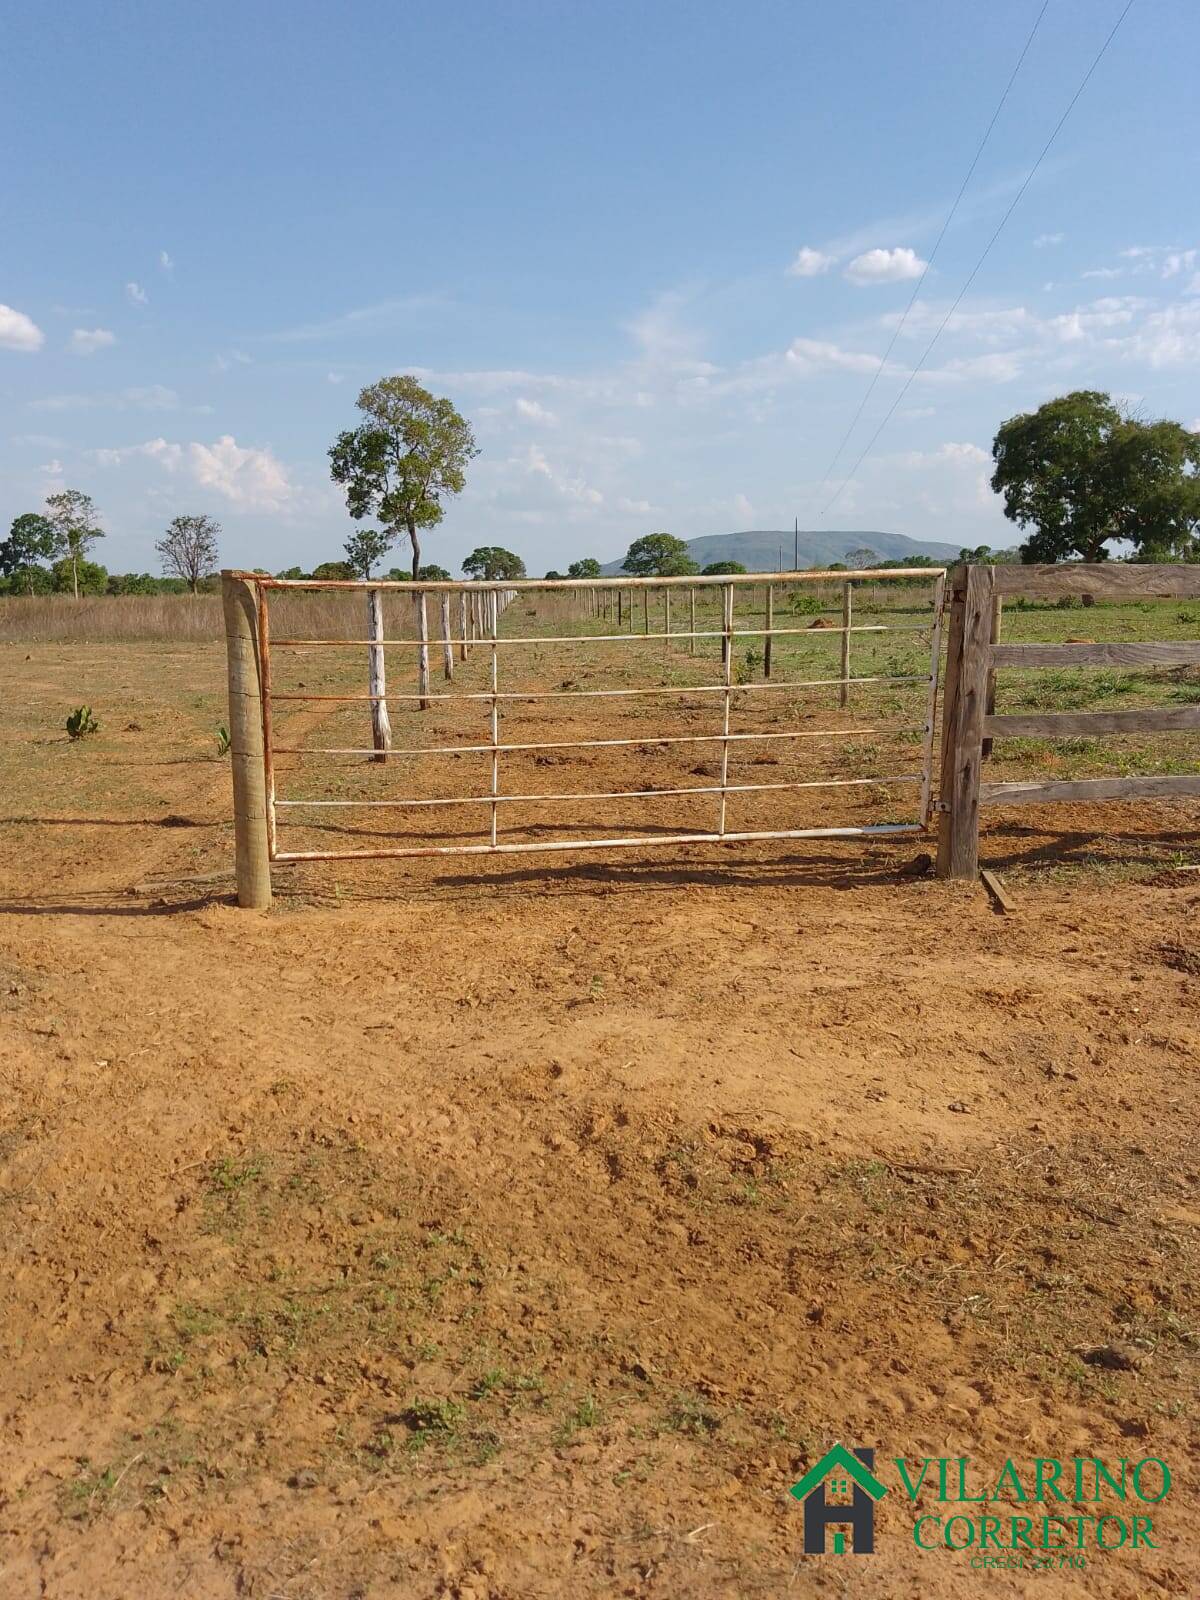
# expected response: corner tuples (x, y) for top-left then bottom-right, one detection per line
(515, 396), (557, 425)
(1163, 249), (1198, 279)
(125, 281), (149, 306)
(190, 436), (292, 508)
(159, 250), (174, 273)
(0, 304), (45, 351)
(788, 246), (835, 278)
(1034, 232), (1065, 248)
(784, 337), (887, 375)
(90, 433), (293, 510)
(31, 385), (180, 412)
(267, 294), (447, 342)
(327, 371), (344, 384)
(1082, 266), (1124, 280)
(844, 247), (927, 285)
(525, 443), (603, 506)
(212, 349), (252, 373)
(69, 327), (117, 355)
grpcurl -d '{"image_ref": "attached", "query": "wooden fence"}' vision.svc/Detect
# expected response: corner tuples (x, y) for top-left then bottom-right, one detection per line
(936, 562), (1200, 879)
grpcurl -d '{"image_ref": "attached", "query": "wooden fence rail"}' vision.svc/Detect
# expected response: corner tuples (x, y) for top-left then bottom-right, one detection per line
(937, 561), (1200, 879)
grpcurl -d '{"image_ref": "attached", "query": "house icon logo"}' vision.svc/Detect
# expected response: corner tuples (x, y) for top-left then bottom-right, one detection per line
(789, 1444), (888, 1554)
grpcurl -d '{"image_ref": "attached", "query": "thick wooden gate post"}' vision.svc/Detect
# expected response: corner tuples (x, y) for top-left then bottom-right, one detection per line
(221, 573), (271, 909)
(936, 564), (995, 880)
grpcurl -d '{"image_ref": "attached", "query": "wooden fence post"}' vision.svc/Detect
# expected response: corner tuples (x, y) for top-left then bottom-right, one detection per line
(366, 587), (391, 761)
(689, 587), (697, 655)
(936, 564), (995, 880)
(441, 591), (454, 680)
(764, 583), (773, 679)
(222, 573), (271, 909)
(458, 590), (468, 662)
(417, 592), (430, 710)
(840, 582), (852, 708)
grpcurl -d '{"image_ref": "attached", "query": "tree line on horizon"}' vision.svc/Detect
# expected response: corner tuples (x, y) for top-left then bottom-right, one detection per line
(4, 383), (1197, 599)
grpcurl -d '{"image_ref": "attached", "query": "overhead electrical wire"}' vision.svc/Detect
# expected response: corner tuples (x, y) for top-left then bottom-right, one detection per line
(812, 0), (1051, 505)
(818, 0), (1136, 522)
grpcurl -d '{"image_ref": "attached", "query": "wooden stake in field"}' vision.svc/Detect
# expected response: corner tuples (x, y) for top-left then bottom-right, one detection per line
(840, 581), (852, 708)
(764, 583), (773, 679)
(440, 591), (454, 681)
(416, 592), (430, 710)
(936, 564), (995, 880)
(642, 588), (649, 634)
(664, 588), (671, 656)
(367, 587), (392, 759)
(689, 587), (696, 655)
(221, 572), (271, 909)
(458, 590), (468, 662)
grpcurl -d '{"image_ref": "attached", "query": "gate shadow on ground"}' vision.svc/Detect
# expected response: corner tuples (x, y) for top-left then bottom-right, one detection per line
(329, 849), (924, 901)
(979, 818), (1200, 869)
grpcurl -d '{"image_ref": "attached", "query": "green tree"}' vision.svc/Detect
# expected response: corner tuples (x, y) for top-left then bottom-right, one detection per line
(329, 375), (479, 580)
(622, 532), (699, 576)
(845, 546), (879, 570)
(343, 526), (395, 579)
(416, 563), (452, 581)
(567, 556), (602, 578)
(701, 560), (747, 576)
(991, 390), (1200, 564)
(462, 546), (526, 581)
(544, 569), (564, 580)
(45, 489), (104, 600)
(51, 556), (108, 595)
(276, 566), (307, 579)
(0, 512), (60, 594)
(155, 513), (221, 593)
(311, 560), (354, 580)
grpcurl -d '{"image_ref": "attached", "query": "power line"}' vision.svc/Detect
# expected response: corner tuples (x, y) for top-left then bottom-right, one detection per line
(820, 0), (1135, 521)
(813, 0), (1051, 504)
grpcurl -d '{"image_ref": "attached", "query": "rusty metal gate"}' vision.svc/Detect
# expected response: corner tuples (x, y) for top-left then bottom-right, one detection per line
(221, 567), (946, 906)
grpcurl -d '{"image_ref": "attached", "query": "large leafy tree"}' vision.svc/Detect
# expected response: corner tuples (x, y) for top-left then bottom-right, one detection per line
(567, 556), (602, 578)
(0, 512), (61, 594)
(45, 489), (104, 599)
(343, 527), (394, 579)
(329, 375), (478, 580)
(991, 390), (1200, 563)
(155, 513), (221, 593)
(622, 532), (699, 576)
(462, 546), (526, 581)
(702, 560), (747, 575)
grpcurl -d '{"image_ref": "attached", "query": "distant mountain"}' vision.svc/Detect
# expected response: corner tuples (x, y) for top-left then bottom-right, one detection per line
(599, 529), (961, 575)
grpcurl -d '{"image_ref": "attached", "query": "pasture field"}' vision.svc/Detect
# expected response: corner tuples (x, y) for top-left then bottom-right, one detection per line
(1, 588), (1199, 1598)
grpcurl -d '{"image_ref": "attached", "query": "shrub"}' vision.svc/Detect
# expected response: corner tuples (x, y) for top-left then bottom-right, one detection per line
(66, 706), (99, 739)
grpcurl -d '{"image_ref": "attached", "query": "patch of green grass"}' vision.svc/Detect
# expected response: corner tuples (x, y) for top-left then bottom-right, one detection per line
(659, 1391), (721, 1438)
(554, 1392), (600, 1443)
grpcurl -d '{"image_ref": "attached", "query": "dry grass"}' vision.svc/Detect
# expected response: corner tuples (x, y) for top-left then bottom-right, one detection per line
(0, 590), (397, 645)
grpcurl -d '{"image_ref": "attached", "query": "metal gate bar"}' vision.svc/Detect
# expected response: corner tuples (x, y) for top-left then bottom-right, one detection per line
(227, 567), (947, 870)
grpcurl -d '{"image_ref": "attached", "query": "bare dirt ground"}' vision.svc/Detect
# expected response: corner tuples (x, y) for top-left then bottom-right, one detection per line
(2, 613), (1199, 1599)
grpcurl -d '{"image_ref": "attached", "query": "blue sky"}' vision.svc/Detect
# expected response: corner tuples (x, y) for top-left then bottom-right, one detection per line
(3, 0), (1197, 576)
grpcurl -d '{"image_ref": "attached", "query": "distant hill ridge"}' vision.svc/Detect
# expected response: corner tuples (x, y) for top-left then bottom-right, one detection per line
(599, 529), (961, 574)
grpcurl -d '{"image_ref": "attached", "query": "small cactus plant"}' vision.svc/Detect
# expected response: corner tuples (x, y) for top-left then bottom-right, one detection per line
(65, 706), (100, 740)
